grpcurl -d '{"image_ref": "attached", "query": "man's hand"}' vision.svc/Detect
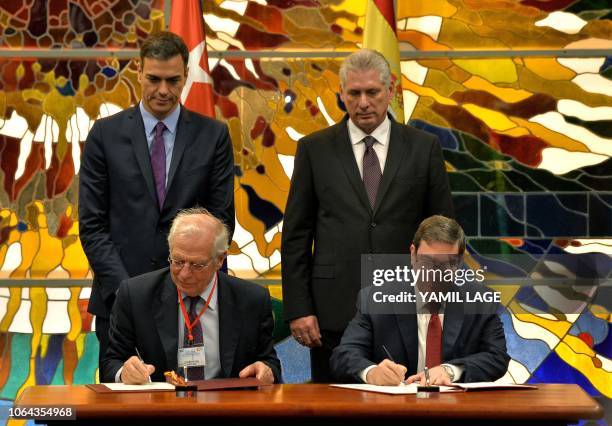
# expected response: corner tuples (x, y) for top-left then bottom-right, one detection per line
(406, 365), (451, 386)
(365, 359), (407, 386)
(121, 356), (155, 384)
(290, 315), (322, 348)
(239, 361), (274, 384)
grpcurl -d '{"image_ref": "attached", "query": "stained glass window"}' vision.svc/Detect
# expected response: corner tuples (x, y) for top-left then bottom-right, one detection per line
(0, 0), (610, 404)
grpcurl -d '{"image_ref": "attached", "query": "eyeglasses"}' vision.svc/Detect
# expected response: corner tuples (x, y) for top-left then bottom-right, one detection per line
(168, 256), (213, 272)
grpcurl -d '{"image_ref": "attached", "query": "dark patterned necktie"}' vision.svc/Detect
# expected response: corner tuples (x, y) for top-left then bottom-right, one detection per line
(425, 303), (442, 368)
(362, 136), (382, 209)
(184, 296), (205, 381)
(151, 121), (166, 210)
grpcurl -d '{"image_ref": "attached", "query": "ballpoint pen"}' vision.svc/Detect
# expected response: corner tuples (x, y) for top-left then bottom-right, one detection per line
(382, 345), (406, 385)
(135, 347), (152, 383)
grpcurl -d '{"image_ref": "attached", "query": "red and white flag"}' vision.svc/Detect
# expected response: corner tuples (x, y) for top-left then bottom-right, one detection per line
(170, 0), (215, 117)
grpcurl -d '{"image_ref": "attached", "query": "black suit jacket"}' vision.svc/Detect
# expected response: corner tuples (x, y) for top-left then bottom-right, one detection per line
(79, 105), (234, 319)
(281, 116), (453, 332)
(101, 269), (282, 383)
(330, 284), (510, 383)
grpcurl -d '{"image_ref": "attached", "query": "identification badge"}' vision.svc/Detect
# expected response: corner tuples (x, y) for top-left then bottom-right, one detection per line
(178, 345), (206, 368)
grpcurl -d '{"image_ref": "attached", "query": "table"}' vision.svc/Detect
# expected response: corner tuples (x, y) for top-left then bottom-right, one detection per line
(14, 383), (603, 426)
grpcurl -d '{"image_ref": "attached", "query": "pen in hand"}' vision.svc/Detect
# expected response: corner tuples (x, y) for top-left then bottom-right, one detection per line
(135, 347), (152, 383)
(382, 345), (406, 385)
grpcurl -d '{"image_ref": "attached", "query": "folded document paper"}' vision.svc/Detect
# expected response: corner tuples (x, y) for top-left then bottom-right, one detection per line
(101, 382), (176, 392)
(331, 382), (536, 395)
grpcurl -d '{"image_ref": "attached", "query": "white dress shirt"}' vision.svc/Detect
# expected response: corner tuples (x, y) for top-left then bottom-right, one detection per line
(177, 274), (221, 380)
(347, 116), (391, 177)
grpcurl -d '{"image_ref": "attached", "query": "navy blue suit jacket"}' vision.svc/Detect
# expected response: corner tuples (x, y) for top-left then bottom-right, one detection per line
(101, 269), (281, 383)
(79, 105), (234, 319)
(330, 284), (510, 383)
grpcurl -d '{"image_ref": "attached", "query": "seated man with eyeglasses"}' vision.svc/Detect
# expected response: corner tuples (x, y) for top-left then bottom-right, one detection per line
(100, 208), (281, 384)
(330, 215), (509, 385)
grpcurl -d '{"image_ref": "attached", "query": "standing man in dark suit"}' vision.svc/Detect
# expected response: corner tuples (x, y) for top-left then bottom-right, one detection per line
(281, 49), (453, 382)
(330, 215), (509, 385)
(101, 208), (280, 384)
(79, 32), (234, 367)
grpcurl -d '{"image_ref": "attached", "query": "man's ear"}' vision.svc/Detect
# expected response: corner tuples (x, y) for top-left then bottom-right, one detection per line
(216, 252), (227, 269)
(410, 244), (416, 257)
(339, 84), (346, 104)
(136, 59), (143, 81)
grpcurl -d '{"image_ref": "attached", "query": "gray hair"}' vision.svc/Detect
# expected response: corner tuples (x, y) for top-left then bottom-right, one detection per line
(339, 49), (392, 90)
(140, 31), (189, 68)
(168, 207), (230, 258)
(413, 215), (466, 255)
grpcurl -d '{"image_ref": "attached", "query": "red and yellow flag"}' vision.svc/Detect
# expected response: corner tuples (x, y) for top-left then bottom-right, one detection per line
(169, 0), (215, 118)
(363, 0), (405, 123)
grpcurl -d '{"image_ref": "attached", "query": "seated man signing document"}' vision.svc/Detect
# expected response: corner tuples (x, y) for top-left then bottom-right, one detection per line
(101, 208), (281, 384)
(330, 215), (509, 386)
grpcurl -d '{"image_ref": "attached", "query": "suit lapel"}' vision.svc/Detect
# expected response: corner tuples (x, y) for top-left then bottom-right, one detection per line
(442, 296), (465, 362)
(373, 118), (407, 216)
(128, 106), (157, 205)
(218, 274), (240, 377)
(165, 106), (189, 203)
(334, 118), (372, 212)
(153, 273), (179, 371)
(393, 293), (419, 375)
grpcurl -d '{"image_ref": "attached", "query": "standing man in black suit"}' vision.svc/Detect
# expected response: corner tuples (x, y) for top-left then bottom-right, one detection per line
(79, 32), (234, 367)
(330, 215), (509, 385)
(101, 208), (280, 384)
(281, 49), (453, 382)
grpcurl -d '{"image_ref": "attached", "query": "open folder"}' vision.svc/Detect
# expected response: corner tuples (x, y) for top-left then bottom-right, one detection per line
(331, 382), (536, 395)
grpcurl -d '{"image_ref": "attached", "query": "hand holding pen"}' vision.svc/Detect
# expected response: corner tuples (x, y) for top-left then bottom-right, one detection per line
(120, 347), (155, 385)
(364, 345), (408, 386)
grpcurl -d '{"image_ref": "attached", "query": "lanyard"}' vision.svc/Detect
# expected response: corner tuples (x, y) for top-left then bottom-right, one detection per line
(178, 273), (218, 343)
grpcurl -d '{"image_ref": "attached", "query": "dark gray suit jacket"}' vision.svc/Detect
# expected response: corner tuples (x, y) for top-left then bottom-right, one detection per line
(101, 269), (282, 383)
(281, 115), (454, 332)
(330, 284), (510, 383)
(79, 105), (234, 319)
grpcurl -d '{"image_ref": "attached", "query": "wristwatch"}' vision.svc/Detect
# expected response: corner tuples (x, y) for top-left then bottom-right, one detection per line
(442, 364), (455, 382)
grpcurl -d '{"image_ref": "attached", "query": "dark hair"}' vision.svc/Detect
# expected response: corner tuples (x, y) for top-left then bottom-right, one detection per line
(413, 215), (466, 255)
(140, 31), (189, 68)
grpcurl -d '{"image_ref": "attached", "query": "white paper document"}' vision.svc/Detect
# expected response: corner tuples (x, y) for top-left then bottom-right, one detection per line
(102, 382), (176, 392)
(331, 382), (536, 395)
(455, 382), (537, 390)
(330, 383), (459, 394)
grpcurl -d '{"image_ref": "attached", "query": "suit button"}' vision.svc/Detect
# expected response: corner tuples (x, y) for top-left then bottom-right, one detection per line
(150, 258), (156, 266)
(371, 222), (377, 227)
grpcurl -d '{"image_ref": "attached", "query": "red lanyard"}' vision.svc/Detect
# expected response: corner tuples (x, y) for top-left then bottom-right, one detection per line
(178, 273), (218, 342)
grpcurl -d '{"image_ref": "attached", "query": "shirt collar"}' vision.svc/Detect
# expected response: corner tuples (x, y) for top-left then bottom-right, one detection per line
(178, 273), (218, 311)
(348, 115), (390, 146)
(139, 101), (181, 137)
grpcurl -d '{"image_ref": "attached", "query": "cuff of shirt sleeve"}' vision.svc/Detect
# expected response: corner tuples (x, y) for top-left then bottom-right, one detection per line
(441, 363), (463, 383)
(359, 365), (377, 384)
(115, 366), (123, 383)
